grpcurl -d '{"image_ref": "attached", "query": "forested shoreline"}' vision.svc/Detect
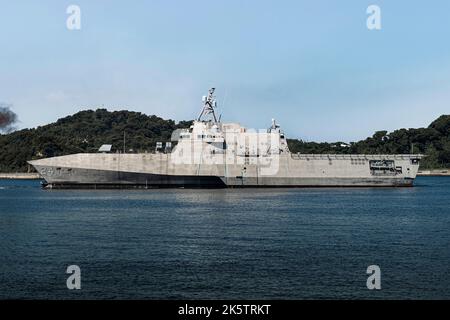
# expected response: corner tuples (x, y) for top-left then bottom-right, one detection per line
(0, 109), (449, 172)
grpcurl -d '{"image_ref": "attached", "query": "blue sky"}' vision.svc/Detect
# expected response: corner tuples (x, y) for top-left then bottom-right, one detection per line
(1, 0), (449, 141)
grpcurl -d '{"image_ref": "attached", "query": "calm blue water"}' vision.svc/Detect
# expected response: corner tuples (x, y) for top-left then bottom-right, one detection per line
(0, 177), (449, 299)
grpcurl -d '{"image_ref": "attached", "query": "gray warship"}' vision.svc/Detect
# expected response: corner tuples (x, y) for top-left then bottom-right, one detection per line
(29, 88), (423, 188)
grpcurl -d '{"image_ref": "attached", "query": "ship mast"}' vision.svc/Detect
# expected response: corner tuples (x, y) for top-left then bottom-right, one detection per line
(197, 88), (218, 122)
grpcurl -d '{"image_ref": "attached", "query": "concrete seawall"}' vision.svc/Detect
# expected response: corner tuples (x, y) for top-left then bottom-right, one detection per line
(0, 173), (41, 179)
(417, 169), (450, 176)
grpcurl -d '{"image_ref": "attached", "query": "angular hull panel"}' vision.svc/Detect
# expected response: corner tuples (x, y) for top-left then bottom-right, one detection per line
(30, 160), (416, 189)
(31, 165), (227, 189)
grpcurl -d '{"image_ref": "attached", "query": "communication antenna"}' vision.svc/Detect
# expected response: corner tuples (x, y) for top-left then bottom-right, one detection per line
(197, 88), (219, 122)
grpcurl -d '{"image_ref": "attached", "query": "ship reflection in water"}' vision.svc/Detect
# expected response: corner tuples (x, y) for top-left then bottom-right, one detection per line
(0, 177), (449, 299)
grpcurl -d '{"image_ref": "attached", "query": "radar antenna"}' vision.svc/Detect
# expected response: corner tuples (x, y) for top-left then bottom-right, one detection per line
(197, 88), (218, 122)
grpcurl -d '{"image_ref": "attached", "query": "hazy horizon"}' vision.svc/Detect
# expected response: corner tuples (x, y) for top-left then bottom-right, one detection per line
(1, 1), (449, 142)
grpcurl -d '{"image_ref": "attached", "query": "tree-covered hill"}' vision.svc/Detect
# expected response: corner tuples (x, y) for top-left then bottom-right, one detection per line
(0, 109), (449, 172)
(0, 109), (192, 172)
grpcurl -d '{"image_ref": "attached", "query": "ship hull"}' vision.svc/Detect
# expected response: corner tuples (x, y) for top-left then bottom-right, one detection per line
(36, 166), (227, 189)
(28, 153), (422, 189)
(31, 165), (415, 189)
